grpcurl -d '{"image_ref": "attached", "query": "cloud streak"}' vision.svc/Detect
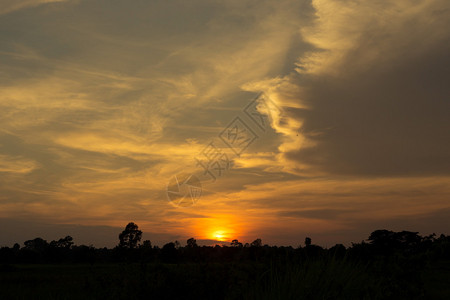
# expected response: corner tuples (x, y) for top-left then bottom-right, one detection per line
(0, 0), (68, 15)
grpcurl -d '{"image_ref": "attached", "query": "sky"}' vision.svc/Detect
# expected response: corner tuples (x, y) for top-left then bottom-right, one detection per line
(0, 0), (449, 248)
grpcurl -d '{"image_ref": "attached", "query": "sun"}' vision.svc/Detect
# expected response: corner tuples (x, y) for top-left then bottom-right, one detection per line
(192, 215), (241, 243)
(212, 231), (226, 241)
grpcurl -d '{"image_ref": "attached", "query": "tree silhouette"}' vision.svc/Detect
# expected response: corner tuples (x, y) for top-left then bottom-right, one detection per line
(251, 238), (262, 247)
(187, 237), (198, 248)
(24, 237), (48, 252)
(174, 240), (181, 249)
(141, 240), (152, 249)
(50, 236), (73, 248)
(161, 242), (178, 263)
(305, 237), (312, 246)
(231, 239), (243, 247)
(368, 229), (423, 254)
(118, 222), (142, 249)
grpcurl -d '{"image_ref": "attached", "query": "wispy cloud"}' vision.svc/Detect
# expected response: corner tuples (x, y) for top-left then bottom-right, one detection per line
(0, 154), (38, 174)
(0, 0), (68, 15)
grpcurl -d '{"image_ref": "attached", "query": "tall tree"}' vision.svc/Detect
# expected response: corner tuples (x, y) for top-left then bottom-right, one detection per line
(119, 222), (142, 249)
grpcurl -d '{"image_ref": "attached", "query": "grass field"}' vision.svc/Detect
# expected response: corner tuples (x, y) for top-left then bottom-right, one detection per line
(1, 259), (449, 299)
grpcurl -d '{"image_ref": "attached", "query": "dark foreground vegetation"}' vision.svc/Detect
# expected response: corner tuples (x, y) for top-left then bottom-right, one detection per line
(0, 224), (449, 299)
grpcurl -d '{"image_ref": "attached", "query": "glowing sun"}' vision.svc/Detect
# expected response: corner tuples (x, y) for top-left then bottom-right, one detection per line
(213, 231), (226, 241)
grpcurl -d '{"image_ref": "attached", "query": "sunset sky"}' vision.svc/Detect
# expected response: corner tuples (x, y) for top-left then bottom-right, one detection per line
(0, 0), (449, 248)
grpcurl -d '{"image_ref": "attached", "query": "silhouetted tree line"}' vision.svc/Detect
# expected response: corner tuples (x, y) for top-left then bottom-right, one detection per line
(0, 223), (449, 265)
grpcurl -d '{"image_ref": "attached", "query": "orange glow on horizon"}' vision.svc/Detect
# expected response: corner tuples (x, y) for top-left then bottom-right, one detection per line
(191, 215), (242, 242)
(213, 231), (227, 241)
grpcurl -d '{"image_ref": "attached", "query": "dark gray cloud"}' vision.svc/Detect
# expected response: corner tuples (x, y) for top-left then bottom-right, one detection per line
(282, 0), (450, 177)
